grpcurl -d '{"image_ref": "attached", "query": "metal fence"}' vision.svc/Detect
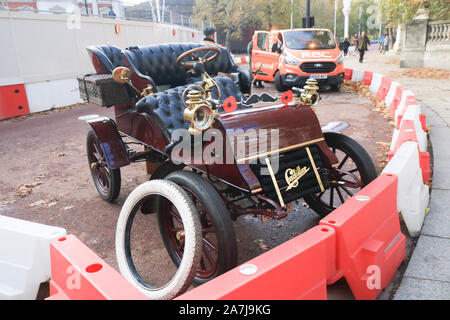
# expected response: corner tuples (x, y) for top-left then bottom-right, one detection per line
(0, 0), (213, 31)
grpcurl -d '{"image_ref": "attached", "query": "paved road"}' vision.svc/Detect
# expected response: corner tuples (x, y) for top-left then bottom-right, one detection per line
(0, 82), (393, 299)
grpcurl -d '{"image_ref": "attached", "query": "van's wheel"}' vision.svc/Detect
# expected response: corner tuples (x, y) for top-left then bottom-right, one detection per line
(116, 180), (202, 300)
(275, 71), (288, 92)
(303, 132), (377, 217)
(86, 130), (121, 202)
(158, 171), (238, 285)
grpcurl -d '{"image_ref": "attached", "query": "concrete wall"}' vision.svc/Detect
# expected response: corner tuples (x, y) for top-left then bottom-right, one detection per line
(0, 10), (202, 115)
(400, 14), (450, 69)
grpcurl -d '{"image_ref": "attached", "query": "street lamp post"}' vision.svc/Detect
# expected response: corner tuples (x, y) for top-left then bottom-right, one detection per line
(306, 0), (310, 28)
(343, 0), (352, 38)
(292, 0), (295, 29)
(334, 0), (337, 36)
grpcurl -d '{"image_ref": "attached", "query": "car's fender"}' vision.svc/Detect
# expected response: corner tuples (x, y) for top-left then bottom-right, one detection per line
(80, 115), (130, 169)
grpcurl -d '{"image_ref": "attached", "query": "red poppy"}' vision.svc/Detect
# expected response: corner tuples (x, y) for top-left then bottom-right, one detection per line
(222, 96), (237, 113)
(281, 90), (293, 104)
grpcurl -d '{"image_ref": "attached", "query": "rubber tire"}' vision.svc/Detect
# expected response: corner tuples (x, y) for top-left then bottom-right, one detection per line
(331, 83), (342, 91)
(275, 71), (288, 92)
(158, 170), (238, 285)
(303, 132), (378, 217)
(86, 130), (121, 203)
(116, 180), (202, 300)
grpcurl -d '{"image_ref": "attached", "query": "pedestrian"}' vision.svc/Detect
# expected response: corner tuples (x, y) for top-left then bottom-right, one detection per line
(352, 33), (359, 56)
(202, 27), (216, 44)
(247, 40), (264, 88)
(342, 37), (350, 56)
(383, 34), (390, 54)
(357, 31), (370, 63)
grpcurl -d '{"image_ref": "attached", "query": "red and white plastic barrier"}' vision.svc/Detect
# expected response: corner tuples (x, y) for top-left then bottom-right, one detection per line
(351, 69), (365, 82)
(369, 72), (382, 94)
(180, 175), (406, 300)
(234, 56), (249, 65)
(382, 142), (429, 237)
(0, 216), (66, 299)
(46, 235), (147, 300)
(178, 225), (336, 300)
(320, 174), (406, 300)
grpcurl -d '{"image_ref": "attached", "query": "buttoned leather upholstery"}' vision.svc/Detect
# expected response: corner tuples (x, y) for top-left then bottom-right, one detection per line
(123, 43), (251, 94)
(135, 76), (249, 140)
(86, 45), (125, 74)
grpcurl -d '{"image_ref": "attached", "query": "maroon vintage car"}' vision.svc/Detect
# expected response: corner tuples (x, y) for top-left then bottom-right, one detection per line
(78, 43), (377, 299)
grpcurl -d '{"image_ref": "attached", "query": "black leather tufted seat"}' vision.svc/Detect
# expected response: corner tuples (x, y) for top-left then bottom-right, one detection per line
(123, 43), (251, 94)
(135, 76), (249, 139)
(86, 45), (125, 74)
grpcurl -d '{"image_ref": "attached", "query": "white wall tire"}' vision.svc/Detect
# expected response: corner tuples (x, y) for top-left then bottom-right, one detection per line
(115, 180), (202, 300)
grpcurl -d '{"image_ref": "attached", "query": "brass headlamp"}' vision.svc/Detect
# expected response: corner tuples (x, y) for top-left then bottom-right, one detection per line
(183, 87), (215, 135)
(293, 78), (320, 111)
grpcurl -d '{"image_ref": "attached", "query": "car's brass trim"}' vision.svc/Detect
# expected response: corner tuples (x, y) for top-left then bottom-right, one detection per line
(265, 157), (285, 208)
(236, 137), (325, 164)
(306, 146), (325, 193)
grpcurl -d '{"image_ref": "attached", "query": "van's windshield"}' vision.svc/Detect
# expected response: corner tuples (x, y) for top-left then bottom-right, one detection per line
(284, 30), (336, 50)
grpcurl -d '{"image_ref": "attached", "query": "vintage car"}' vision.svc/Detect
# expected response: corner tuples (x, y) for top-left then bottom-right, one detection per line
(78, 42), (377, 299)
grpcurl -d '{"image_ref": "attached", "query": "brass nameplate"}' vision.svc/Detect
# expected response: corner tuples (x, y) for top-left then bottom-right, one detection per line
(285, 165), (310, 191)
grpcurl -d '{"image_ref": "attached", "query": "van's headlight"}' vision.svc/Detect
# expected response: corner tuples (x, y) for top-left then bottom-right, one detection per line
(336, 52), (344, 65)
(284, 53), (300, 66)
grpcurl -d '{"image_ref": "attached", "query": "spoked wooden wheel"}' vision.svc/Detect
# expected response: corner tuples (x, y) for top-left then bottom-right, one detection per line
(304, 132), (377, 217)
(115, 180), (202, 300)
(86, 130), (121, 202)
(158, 171), (237, 285)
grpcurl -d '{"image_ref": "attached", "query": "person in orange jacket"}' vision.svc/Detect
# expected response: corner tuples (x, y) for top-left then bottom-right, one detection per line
(202, 27), (216, 44)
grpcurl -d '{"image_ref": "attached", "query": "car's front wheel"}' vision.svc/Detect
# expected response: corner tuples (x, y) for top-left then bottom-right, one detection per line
(303, 132), (378, 217)
(116, 180), (202, 300)
(158, 171), (238, 285)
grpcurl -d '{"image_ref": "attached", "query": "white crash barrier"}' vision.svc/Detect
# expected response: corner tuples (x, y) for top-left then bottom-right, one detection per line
(369, 72), (382, 94)
(351, 69), (365, 82)
(382, 142), (429, 237)
(0, 216), (66, 299)
(394, 90), (415, 126)
(385, 81), (400, 108)
(390, 105), (427, 153)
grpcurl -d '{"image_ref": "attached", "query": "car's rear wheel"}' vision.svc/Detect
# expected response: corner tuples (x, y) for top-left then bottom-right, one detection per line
(158, 171), (238, 285)
(86, 130), (121, 202)
(303, 132), (377, 217)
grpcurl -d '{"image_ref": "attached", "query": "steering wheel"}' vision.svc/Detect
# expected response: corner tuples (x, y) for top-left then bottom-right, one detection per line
(176, 46), (221, 68)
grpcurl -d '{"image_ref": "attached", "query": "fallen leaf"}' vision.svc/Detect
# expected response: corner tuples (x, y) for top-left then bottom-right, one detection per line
(30, 200), (46, 207)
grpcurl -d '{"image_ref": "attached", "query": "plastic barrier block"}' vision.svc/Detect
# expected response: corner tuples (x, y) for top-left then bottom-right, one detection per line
(344, 68), (353, 80)
(382, 142), (429, 237)
(376, 76), (392, 101)
(388, 119), (430, 184)
(394, 90), (416, 124)
(0, 215), (66, 300)
(46, 235), (147, 300)
(385, 81), (401, 109)
(419, 114), (427, 132)
(391, 106), (427, 153)
(177, 225), (336, 300)
(389, 85), (407, 116)
(363, 71), (373, 86)
(351, 69), (365, 82)
(369, 73), (382, 94)
(47, 280), (69, 300)
(0, 84), (30, 120)
(320, 174), (406, 300)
